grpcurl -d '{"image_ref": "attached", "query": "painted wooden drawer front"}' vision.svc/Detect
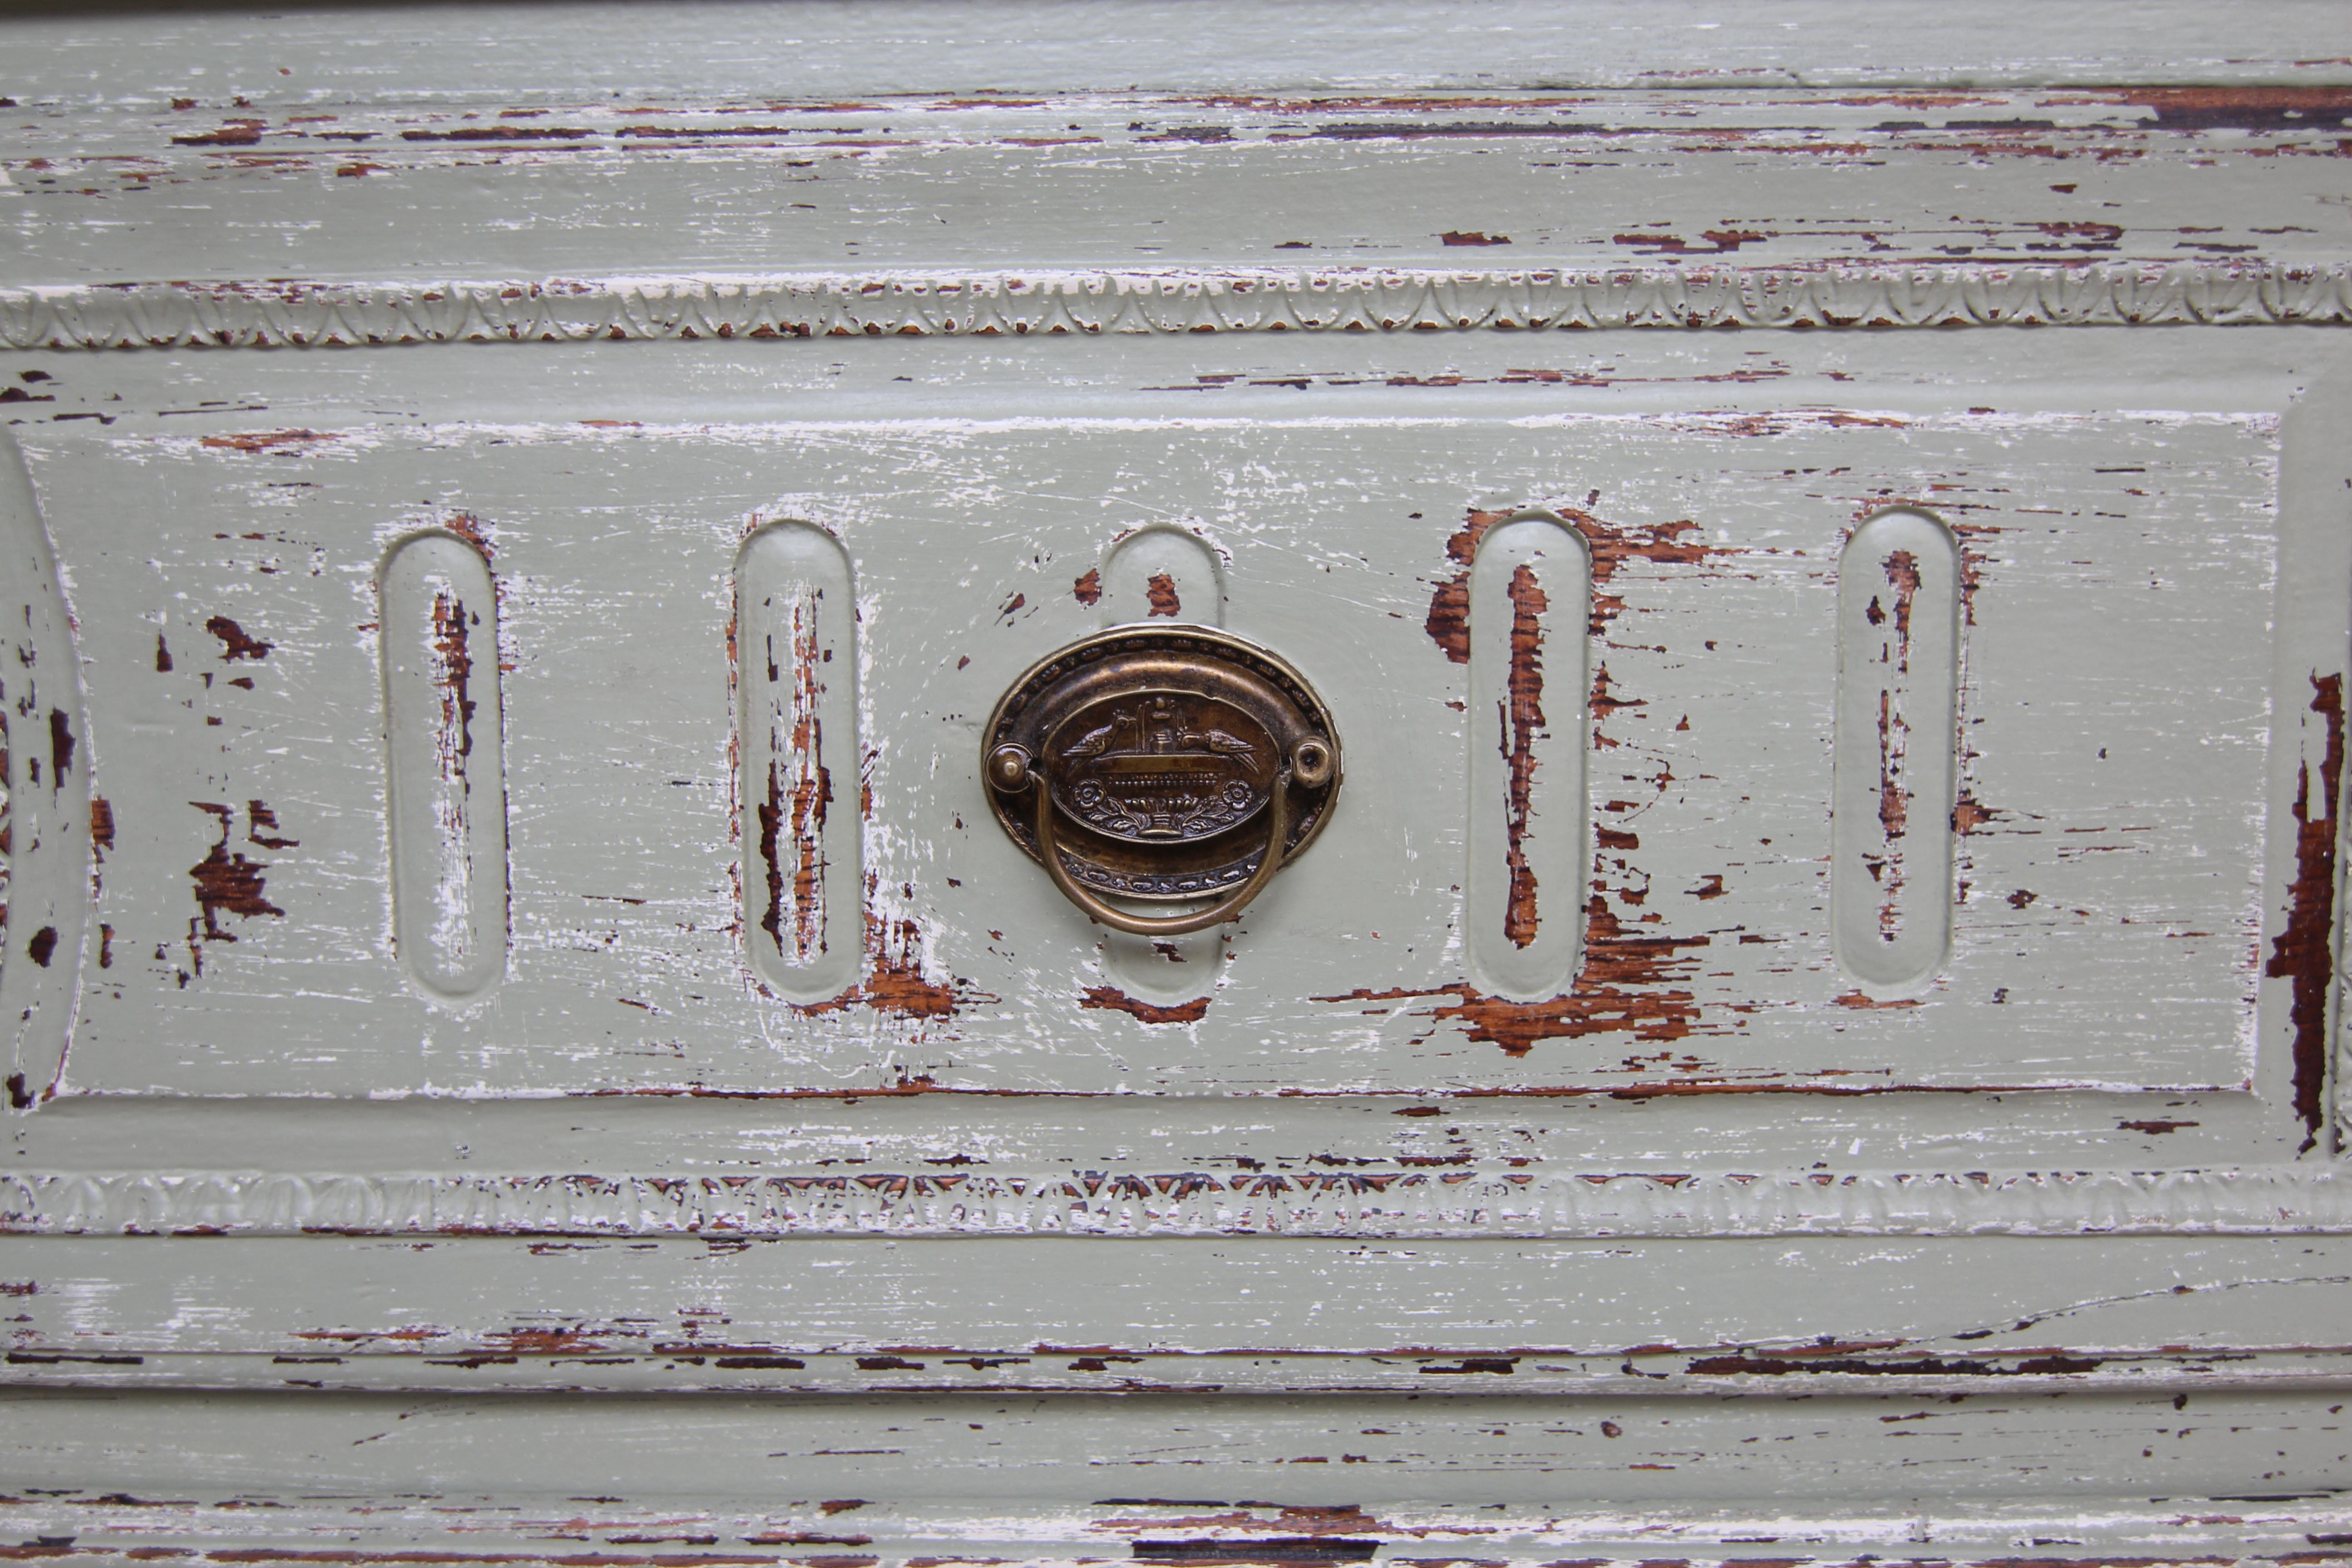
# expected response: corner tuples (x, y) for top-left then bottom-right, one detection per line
(0, 392), (2336, 1107)
(5, 3), (2352, 1563)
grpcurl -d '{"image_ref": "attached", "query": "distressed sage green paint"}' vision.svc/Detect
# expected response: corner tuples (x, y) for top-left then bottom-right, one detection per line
(380, 529), (508, 1004)
(4, 4), (2352, 1553)
(0, 431), (86, 1108)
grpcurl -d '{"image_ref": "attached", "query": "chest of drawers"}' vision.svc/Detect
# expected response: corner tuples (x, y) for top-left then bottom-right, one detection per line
(5, 3), (2352, 1562)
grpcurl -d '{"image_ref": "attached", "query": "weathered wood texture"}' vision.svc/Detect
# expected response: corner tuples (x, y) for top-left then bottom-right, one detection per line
(4, 1385), (2350, 1561)
(6, 2), (2352, 1554)
(5, 0), (2351, 99)
(3, 404), (2301, 1096)
(10, 1231), (2352, 1384)
(8, 103), (2352, 330)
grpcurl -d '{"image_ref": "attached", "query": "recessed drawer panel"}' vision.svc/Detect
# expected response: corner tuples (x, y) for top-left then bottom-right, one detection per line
(11, 392), (2321, 1103)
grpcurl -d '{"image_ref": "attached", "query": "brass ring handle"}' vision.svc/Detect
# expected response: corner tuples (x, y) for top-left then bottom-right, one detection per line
(1034, 767), (1293, 936)
(982, 627), (1338, 930)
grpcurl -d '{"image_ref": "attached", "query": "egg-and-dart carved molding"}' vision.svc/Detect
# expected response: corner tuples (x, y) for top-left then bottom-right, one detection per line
(3, 261), (2350, 349)
(3, 1166), (2347, 1238)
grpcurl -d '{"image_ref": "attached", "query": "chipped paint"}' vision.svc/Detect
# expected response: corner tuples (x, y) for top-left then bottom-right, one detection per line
(382, 531), (506, 1000)
(196, 428), (340, 454)
(1499, 560), (1547, 950)
(1317, 902), (1710, 1057)
(737, 523), (858, 1003)
(2110, 85), (2352, 131)
(42, 710), (70, 799)
(204, 615), (272, 662)
(1872, 549), (1922, 927)
(0, 55), (2343, 1527)
(1834, 510), (1960, 994)
(2267, 671), (2343, 1150)
(1429, 506), (1732, 663)
(187, 801), (284, 942)
(1080, 986), (1212, 1024)
(757, 584), (831, 966)
(426, 588), (481, 970)
(7, 31), (2352, 1555)
(0, 410), (2281, 1102)
(1144, 572), (1182, 618)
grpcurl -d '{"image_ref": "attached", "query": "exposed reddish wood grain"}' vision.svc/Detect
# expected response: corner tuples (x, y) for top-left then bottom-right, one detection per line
(1687, 1349), (2102, 1377)
(429, 591), (478, 774)
(1421, 508), (1506, 662)
(1316, 904), (1707, 1056)
(245, 800), (298, 850)
(755, 590), (831, 966)
(794, 903), (989, 1021)
(1420, 505), (1748, 1046)
(1426, 506), (1731, 663)
(43, 708), (72, 803)
(196, 428), (337, 454)
(205, 615), (273, 662)
(1081, 986), (1211, 1024)
(755, 765), (789, 958)
(1500, 560), (1548, 948)
(1832, 990), (1922, 1010)
(439, 509), (494, 560)
(416, 585), (485, 975)
(2266, 671), (2344, 1150)
(188, 801), (284, 941)
(2109, 85), (2352, 130)
(1871, 549), (1922, 937)
(1950, 792), (2000, 834)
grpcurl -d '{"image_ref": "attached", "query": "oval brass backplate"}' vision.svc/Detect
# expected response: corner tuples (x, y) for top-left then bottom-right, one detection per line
(982, 627), (1341, 932)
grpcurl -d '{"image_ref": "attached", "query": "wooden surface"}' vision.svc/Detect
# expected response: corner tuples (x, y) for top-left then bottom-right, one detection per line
(4, 4), (2351, 1560)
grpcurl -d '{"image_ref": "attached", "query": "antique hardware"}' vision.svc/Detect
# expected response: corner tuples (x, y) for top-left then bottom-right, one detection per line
(981, 627), (1340, 934)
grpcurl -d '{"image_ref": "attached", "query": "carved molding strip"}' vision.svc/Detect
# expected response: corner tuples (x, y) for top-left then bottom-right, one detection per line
(3, 262), (2349, 349)
(5, 1166), (2346, 1238)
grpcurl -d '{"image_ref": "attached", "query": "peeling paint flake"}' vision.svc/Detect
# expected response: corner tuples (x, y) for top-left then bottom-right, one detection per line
(2268, 671), (2343, 1150)
(187, 800), (284, 942)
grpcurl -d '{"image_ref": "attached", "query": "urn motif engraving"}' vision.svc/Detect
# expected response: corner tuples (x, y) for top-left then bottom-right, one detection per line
(1051, 692), (1276, 843)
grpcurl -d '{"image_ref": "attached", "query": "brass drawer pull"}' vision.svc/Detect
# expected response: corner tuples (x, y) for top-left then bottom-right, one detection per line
(1029, 756), (1293, 936)
(982, 628), (1340, 934)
